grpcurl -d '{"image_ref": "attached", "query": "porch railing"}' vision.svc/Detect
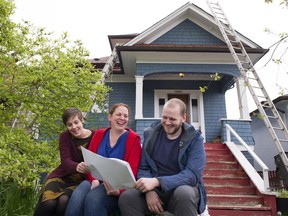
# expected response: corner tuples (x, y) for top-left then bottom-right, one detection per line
(225, 123), (273, 194)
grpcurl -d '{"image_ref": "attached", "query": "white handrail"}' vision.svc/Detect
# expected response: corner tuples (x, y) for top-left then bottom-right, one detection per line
(225, 123), (272, 193)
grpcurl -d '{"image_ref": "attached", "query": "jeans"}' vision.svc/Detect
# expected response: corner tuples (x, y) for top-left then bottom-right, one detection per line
(65, 180), (119, 216)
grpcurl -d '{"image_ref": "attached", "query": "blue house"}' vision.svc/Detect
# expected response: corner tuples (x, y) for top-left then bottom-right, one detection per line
(251, 95), (288, 171)
(86, 2), (283, 213)
(87, 2), (267, 146)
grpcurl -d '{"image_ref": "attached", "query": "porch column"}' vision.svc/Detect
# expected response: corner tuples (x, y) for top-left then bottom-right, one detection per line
(135, 75), (144, 119)
(236, 77), (250, 119)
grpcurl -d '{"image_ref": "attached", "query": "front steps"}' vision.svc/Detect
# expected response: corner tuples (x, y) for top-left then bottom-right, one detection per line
(204, 143), (277, 216)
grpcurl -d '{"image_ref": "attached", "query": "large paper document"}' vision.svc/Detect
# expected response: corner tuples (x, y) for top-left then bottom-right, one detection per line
(81, 147), (136, 190)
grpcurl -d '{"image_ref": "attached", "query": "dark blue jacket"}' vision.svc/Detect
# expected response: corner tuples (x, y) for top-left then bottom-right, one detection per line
(137, 122), (207, 214)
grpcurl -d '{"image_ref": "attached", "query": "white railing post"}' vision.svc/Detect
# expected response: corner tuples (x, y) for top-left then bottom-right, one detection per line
(226, 126), (231, 142)
(225, 124), (271, 193)
(263, 170), (269, 192)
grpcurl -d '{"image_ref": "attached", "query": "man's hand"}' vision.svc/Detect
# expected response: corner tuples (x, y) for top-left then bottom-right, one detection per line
(103, 181), (120, 197)
(135, 178), (160, 193)
(145, 191), (164, 214)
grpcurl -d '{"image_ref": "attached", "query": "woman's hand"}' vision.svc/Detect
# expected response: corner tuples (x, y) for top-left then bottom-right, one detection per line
(76, 162), (90, 174)
(91, 179), (100, 189)
(103, 181), (120, 197)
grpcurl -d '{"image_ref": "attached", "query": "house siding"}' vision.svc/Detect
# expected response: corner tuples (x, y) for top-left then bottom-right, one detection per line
(204, 91), (227, 142)
(85, 113), (108, 130)
(251, 100), (288, 170)
(152, 19), (225, 45)
(136, 119), (159, 143)
(136, 63), (240, 78)
(143, 82), (155, 118)
(221, 119), (255, 166)
(221, 119), (255, 146)
(251, 116), (277, 170)
(86, 83), (137, 131)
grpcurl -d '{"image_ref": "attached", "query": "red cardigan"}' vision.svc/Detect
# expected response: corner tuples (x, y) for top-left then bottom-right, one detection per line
(86, 128), (142, 183)
(48, 130), (95, 179)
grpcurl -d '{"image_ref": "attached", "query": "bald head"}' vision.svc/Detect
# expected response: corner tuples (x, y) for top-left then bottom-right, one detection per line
(164, 98), (186, 117)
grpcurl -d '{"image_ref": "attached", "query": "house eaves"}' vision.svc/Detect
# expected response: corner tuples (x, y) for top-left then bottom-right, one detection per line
(273, 95), (288, 104)
(108, 34), (139, 51)
(116, 44), (268, 77)
(117, 44), (267, 55)
(250, 94), (288, 116)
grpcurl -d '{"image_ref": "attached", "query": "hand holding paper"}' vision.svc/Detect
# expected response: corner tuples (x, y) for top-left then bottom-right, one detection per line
(81, 147), (136, 190)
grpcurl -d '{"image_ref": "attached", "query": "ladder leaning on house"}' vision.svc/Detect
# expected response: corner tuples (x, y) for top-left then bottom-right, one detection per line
(85, 44), (119, 119)
(102, 44), (119, 79)
(207, 1), (288, 176)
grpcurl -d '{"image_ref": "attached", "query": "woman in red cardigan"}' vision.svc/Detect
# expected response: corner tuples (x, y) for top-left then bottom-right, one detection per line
(34, 107), (95, 216)
(65, 103), (142, 216)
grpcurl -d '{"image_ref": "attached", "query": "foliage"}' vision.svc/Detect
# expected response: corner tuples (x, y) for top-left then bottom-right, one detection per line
(199, 73), (221, 93)
(264, 0), (288, 96)
(0, 18), (109, 138)
(257, 113), (265, 120)
(199, 86), (208, 93)
(0, 0), (110, 214)
(265, 0), (288, 7)
(277, 189), (288, 198)
(0, 124), (57, 188)
(0, 181), (38, 216)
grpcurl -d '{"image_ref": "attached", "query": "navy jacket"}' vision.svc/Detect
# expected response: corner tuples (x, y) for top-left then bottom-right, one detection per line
(137, 122), (207, 214)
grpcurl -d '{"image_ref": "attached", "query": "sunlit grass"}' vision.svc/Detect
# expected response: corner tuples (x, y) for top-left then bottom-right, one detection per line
(0, 181), (38, 216)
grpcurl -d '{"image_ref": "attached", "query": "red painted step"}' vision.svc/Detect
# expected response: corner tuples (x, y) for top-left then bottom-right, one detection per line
(204, 175), (251, 186)
(205, 161), (240, 170)
(205, 184), (256, 195)
(207, 194), (264, 206)
(203, 143), (276, 215)
(206, 154), (235, 162)
(204, 169), (246, 177)
(208, 205), (272, 216)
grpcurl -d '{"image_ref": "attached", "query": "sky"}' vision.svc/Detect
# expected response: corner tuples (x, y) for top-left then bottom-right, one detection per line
(12, 0), (288, 118)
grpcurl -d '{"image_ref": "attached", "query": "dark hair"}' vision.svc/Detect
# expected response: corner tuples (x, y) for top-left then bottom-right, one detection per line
(109, 103), (131, 116)
(62, 107), (84, 125)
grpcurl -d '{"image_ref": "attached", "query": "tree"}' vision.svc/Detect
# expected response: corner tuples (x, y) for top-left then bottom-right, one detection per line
(264, 0), (288, 95)
(265, 0), (288, 7)
(0, 0), (110, 214)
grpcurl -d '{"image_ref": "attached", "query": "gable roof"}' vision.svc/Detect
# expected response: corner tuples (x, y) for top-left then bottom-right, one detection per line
(92, 2), (268, 79)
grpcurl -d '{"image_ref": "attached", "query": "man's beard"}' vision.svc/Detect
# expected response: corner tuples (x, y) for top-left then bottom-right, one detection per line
(165, 123), (182, 137)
